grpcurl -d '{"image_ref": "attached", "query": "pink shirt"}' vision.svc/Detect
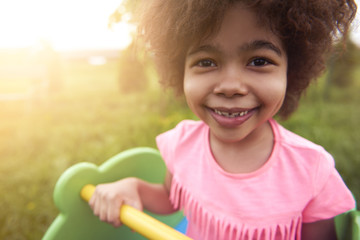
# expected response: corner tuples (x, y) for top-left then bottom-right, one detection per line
(156, 119), (355, 240)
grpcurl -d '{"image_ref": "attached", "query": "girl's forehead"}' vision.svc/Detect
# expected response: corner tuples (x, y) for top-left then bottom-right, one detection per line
(187, 3), (284, 53)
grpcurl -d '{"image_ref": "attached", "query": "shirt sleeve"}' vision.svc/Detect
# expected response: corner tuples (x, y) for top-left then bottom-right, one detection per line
(302, 151), (355, 223)
(156, 128), (176, 174)
(156, 121), (189, 174)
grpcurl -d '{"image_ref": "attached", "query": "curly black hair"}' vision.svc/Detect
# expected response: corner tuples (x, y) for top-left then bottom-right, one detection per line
(138, 0), (357, 118)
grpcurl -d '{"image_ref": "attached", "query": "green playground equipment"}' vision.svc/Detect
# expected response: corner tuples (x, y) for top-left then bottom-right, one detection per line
(43, 147), (359, 240)
(335, 206), (360, 240)
(42, 147), (188, 240)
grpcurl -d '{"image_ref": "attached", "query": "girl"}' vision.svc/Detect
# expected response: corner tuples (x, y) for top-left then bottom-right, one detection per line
(89, 1), (357, 239)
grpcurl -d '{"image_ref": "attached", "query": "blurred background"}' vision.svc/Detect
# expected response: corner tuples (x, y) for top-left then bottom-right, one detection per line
(0, 0), (359, 239)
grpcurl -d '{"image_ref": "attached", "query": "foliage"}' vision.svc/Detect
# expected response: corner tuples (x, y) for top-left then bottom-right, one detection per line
(324, 39), (360, 98)
(108, 0), (151, 94)
(108, 0), (141, 28)
(118, 42), (149, 93)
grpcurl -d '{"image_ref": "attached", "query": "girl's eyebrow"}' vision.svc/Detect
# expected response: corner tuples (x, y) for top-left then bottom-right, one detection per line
(241, 40), (282, 56)
(187, 40), (283, 57)
(187, 44), (220, 57)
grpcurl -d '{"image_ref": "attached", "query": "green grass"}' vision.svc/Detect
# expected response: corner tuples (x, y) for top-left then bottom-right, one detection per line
(0, 60), (359, 239)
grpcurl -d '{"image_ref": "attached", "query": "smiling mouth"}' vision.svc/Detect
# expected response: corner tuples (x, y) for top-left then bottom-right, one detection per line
(214, 109), (249, 118)
(209, 107), (255, 127)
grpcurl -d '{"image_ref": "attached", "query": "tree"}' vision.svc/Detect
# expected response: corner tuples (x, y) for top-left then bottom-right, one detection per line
(326, 38), (359, 88)
(109, 0), (149, 94)
(118, 42), (149, 93)
(108, 0), (142, 28)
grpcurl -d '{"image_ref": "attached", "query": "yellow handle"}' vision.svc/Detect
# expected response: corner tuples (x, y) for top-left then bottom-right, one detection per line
(81, 184), (192, 240)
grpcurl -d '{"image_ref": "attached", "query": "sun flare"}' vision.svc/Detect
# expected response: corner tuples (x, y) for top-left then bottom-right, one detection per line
(0, 0), (133, 51)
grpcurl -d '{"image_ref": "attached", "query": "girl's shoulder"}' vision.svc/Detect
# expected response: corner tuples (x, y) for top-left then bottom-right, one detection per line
(270, 119), (336, 181)
(173, 119), (206, 132)
(156, 120), (208, 173)
(158, 119), (207, 144)
(270, 120), (355, 222)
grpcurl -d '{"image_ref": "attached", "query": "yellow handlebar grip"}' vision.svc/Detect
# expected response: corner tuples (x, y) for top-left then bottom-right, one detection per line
(80, 184), (192, 240)
(81, 184), (96, 202)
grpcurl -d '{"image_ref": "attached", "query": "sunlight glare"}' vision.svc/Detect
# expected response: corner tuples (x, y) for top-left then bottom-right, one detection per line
(0, 0), (359, 49)
(0, 0), (133, 50)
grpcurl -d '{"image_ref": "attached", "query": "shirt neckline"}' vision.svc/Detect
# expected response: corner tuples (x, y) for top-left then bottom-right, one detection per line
(204, 118), (280, 179)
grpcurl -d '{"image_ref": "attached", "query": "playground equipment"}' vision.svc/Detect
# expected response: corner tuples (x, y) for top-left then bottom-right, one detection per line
(43, 147), (359, 240)
(42, 147), (189, 240)
(335, 207), (360, 240)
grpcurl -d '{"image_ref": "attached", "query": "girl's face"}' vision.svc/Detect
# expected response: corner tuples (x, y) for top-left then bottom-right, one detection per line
(183, 3), (288, 144)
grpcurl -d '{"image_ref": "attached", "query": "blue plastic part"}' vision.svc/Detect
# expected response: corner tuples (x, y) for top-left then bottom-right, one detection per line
(175, 217), (188, 234)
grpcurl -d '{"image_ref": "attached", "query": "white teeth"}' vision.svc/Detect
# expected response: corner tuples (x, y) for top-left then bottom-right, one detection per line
(214, 109), (248, 118)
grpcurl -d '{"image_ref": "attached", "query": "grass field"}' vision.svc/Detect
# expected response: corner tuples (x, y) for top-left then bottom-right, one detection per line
(0, 58), (359, 239)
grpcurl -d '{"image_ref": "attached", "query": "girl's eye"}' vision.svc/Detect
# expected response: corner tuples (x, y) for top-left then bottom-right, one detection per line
(196, 59), (217, 67)
(248, 58), (271, 67)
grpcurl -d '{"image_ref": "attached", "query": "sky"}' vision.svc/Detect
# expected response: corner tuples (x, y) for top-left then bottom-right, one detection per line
(0, 0), (359, 51)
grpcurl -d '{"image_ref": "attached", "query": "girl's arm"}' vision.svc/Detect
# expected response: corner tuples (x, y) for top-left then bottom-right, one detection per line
(301, 218), (337, 240)
(139, 170), (176, 214)
(89, 170), (176, 227)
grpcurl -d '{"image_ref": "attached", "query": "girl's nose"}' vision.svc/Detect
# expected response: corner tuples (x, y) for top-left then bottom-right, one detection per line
(213, 69), (249, 97)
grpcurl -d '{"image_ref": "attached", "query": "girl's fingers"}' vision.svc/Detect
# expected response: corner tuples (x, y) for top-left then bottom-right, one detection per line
(92, 195), (100, 216)
(99, 194), (110, 222)
(108, 198), (122, 227)
(92, 190), (105, 220)
(88, 179), (142, 228)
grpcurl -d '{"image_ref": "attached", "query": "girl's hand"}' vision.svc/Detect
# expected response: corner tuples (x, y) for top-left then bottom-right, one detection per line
(89, 177), (142, 228)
